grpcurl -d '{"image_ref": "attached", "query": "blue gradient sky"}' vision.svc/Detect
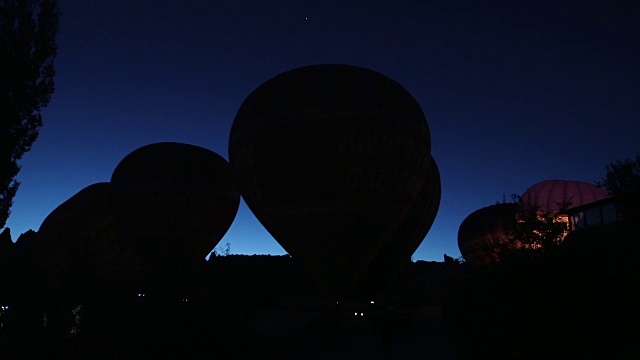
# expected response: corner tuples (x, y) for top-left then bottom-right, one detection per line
(4, 0), (639, 261)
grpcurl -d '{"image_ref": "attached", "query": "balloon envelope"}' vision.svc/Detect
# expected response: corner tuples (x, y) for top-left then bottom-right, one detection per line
(111, 142), (240, 274)
(520, 179), (610, 212)
(229, 64), (435, 296)
(356, 155), (441, 295)
(457, 203), (518, 264)
(37, 182), (139, 293)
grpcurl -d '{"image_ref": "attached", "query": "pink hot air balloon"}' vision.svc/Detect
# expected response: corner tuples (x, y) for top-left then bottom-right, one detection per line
(520, 180), (609, 212)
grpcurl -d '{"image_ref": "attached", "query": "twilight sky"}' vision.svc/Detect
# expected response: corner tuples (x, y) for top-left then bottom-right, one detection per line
(4, 0), (639, 261)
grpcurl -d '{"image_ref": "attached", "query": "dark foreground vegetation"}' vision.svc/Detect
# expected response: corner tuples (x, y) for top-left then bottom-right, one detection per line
(445, 222), (640, 359)
(1, 253), (452, 359)
(1, 221), (639, 359)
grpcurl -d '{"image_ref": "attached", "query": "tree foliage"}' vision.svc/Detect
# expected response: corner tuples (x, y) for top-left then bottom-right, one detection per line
(597, 153), (640, 221)
(210, 242), (231, 257)
(0, 0), (59, 228)
(511, 202), (568, 257)
(497, 194), (569, 260)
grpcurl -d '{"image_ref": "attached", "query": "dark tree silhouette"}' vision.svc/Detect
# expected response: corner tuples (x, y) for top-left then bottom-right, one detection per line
(597, 153), (640, 221)
(0, 0), (59, 228)
(510, 201), (568, 257)
(496, 194), (569, 260)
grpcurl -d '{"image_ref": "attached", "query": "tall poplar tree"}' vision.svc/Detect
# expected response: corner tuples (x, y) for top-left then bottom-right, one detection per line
(0, 0), (59, 228)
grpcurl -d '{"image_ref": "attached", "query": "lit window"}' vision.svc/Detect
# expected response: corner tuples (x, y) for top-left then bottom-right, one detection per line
(570, 212), (586, 230)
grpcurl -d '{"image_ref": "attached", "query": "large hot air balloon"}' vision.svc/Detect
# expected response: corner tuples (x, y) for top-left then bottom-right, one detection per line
(37, 182), (139, 297)
(457, 203), (518, 265)
(229, 64), (439, 297)
(110, 142), (240, 280)
(356, 155), (441, 295)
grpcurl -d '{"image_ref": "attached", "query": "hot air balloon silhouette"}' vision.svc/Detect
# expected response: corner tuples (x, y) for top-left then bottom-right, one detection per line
(356, 155), (441, 295)
(457, 203), (519, 265)
(229, 64), (439, 297)
(37, 182), (139, 297)
(111, 142), (240, 282)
